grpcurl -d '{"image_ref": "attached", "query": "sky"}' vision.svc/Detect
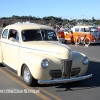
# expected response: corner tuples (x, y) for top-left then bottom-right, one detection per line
(0, 0), (100, 19)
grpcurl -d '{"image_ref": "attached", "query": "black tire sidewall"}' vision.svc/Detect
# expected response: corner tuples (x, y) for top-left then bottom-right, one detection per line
(22, 65), (37, 86)
(84, 38), (90, 45)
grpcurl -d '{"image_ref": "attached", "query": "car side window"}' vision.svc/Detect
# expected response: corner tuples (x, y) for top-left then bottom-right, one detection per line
(85, 28), (90, 32)
(75, 28), (79, 32)
(8, 29), (19, 42)
(80, 28), (84, 32)
(80, 28), (86, 32)
(2, 29), (8, 39)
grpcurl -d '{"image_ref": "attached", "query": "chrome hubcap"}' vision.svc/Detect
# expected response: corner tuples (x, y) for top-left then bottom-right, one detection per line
(24, 67), (30, 83)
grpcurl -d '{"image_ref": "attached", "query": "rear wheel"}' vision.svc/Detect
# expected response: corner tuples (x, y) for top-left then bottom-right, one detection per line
(22, 65), (37, 86)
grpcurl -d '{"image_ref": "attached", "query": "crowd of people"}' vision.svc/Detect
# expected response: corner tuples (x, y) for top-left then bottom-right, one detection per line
(54, 26), (66, 33)
(53, 24), (74, 33)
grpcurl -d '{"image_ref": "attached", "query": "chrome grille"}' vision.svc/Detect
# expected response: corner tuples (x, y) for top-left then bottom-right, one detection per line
(49, 70), (62, 78)
(71, 68), (80, 77)
(62, 59), (72, 78)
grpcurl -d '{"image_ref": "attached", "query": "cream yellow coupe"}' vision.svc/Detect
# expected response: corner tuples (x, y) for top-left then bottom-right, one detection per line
(0, 22), (92, 86)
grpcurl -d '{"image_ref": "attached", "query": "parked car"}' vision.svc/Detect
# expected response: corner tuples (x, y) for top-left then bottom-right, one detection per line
(58, 25), (100, 45)
(0, 22), (92, 86)
(71, 25), (100, 45)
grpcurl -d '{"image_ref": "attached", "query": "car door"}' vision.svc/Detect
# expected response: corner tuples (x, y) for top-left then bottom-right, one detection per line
(4, 29), (20, 70)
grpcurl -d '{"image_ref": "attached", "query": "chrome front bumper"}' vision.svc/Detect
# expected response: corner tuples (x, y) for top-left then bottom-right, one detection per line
(38, 74), (92, 84)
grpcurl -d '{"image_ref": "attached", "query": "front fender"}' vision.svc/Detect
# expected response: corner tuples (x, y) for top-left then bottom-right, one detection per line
(72, 51), (88, 76)
(18, 52), (62, 80)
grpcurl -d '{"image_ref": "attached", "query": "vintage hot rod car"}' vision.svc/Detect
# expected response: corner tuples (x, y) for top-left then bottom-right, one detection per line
(0, 22), (92, 86)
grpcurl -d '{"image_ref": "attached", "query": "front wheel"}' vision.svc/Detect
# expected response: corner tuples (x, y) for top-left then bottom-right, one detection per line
(22, 65), (37, 86)
(84, 37), (90, 46)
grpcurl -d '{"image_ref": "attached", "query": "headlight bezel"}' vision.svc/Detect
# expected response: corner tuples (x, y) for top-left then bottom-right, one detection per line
(82, 57), (89, 65)
(41, 59), (49, 68)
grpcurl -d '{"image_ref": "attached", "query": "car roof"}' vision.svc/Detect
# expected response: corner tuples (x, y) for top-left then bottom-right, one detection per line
(4, 22), (54, 30)
(73, 25), (95, 28)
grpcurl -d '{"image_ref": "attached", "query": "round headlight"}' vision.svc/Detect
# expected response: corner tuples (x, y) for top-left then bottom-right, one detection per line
(82, 57), (89, 65)
(41, 59), (49, 68)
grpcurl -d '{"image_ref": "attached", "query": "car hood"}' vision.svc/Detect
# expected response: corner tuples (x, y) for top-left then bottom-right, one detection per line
(20, 41), (72, 59)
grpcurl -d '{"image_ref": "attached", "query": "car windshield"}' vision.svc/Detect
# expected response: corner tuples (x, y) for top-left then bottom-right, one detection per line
(21, 29), (58, 42)
(85, 27), (98, 32)
(89, 27), (98, 31)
